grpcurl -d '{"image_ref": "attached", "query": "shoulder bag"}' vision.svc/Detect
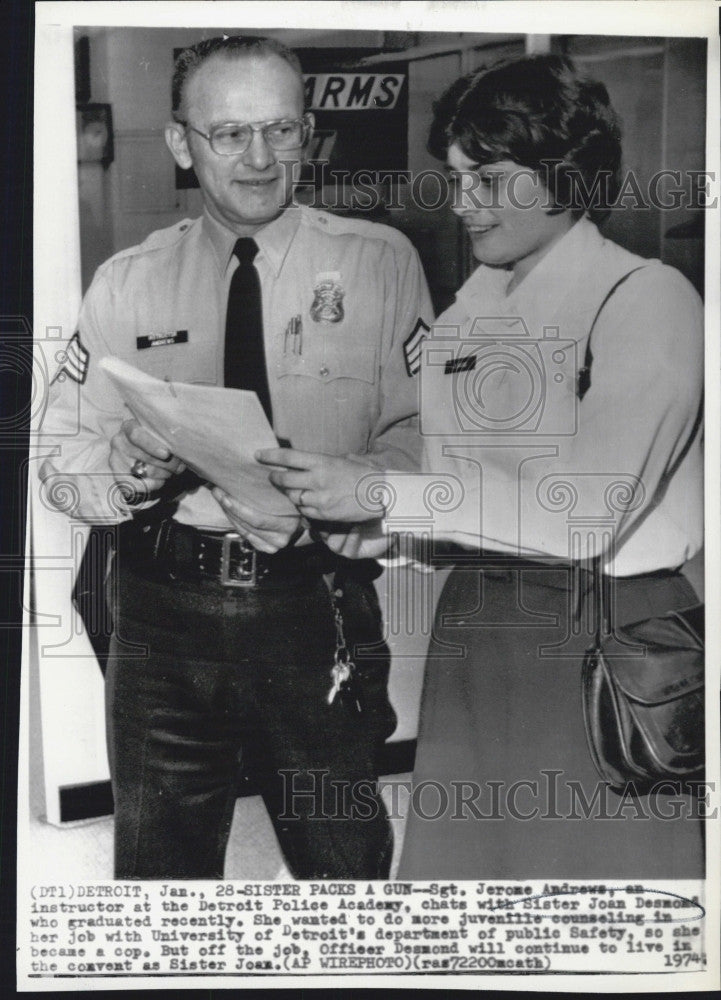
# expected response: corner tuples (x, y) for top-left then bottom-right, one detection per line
(577, 264), (705, 792)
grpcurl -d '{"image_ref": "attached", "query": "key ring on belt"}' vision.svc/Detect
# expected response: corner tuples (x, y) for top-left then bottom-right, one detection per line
(326, 579), (363, 714)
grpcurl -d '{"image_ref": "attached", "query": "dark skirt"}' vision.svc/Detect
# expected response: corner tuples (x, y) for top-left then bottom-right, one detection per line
(398, 559), (704, 880)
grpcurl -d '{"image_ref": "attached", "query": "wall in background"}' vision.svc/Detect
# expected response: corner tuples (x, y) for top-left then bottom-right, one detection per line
(568, 35), (706, 295)
(77, 28), (523, 307)
(77, 30), (705, 304)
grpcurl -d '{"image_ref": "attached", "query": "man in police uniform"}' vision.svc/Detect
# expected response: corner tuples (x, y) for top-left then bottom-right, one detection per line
(40, 35), (432, 879)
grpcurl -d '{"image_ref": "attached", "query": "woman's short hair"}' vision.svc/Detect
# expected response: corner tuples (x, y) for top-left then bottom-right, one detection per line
(429, 54), (622, 223)
(172, 35), (303, 122)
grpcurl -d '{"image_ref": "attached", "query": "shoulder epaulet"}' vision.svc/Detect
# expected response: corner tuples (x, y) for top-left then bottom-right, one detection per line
(107, 218), (198, 264)
(302, 207), (415, 254)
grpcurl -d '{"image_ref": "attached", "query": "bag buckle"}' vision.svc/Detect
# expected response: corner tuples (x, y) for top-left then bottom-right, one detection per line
(220, 532), (256, 587)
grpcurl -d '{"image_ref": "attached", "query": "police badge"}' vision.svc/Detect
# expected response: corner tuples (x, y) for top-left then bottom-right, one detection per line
(310, 272), (344, 324)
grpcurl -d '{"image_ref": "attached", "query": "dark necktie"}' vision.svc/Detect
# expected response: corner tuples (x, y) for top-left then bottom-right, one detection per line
(224, 237), (273, 424)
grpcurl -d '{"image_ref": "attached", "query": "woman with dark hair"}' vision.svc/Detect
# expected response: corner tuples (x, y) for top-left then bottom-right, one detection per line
(396, 55), (704, 879)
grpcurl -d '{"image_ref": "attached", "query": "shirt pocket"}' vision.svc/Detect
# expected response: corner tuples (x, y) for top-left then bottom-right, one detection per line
(275, 337), (378, 454)
(276, 335), (376, 391)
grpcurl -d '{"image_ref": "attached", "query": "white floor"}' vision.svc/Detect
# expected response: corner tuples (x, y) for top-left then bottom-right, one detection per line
(27, 776), (412, 882)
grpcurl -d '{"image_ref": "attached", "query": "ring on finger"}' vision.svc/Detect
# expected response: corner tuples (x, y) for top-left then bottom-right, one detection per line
(130, 459), (148, 480)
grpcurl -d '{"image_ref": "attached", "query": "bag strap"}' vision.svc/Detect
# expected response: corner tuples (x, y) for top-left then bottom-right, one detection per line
(577, 265), (648, 401)
(590, 554), (612, 643)
(575, 264), (648, 636)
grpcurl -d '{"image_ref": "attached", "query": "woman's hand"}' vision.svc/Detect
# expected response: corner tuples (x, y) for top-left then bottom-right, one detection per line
(256, 447), (386, 523)
(211, 488), (302, 553)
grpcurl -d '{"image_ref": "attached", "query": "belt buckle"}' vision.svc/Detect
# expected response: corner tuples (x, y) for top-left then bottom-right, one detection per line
(220, 532), (256, 587)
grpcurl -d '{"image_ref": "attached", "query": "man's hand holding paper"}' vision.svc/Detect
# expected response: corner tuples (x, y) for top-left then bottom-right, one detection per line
(99, 356), (297, 517)
(109, 418), (187, 496)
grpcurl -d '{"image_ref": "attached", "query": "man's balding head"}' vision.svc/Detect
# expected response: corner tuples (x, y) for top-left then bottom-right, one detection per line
(172, 35), (304, 123)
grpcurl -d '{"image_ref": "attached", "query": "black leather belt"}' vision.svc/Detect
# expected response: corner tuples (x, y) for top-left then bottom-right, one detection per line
(119, 518), (337, 589)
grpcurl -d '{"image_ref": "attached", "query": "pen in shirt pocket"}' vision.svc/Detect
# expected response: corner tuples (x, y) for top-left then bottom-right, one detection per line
(283, 315), (303, 355)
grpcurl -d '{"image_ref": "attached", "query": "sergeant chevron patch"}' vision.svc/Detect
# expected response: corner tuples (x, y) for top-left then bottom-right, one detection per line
(403, 318), (429, 377)
(52, 332), (89, 385)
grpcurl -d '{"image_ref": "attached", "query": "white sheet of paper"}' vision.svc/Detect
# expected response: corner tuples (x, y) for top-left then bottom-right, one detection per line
(99, 355), (296, 515)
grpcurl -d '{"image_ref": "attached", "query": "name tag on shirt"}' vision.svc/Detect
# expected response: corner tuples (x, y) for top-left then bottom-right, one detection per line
(136, 330), (188, 350)
(444, 355), (476, 375)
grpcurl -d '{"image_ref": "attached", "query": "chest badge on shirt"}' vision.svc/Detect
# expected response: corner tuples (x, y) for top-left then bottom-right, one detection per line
(136, 330), (188, 350)
(310, 272), (344, 324)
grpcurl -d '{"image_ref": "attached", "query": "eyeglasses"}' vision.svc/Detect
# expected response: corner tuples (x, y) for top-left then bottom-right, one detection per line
(181, 115), (313, 156)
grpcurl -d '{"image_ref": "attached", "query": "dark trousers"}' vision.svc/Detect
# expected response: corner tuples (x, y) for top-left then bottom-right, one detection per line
(106, 558), (396, 879)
